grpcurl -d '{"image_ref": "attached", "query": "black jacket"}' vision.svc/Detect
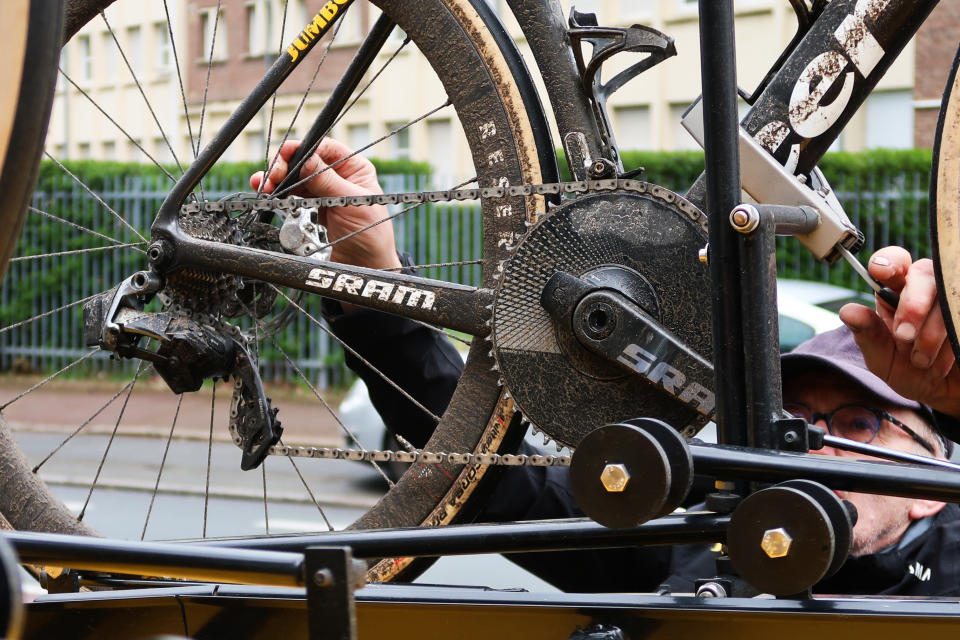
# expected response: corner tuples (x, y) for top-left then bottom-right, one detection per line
(327, 308), (960, 596)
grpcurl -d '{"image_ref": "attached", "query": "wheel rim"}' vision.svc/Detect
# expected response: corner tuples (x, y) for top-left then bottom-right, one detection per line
(0, 0), (543, 583)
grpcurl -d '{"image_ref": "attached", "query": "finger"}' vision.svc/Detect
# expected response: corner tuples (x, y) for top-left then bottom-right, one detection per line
(912, 296), (949, 369)
(867, 246), (912, 291)
(300, 151), (364, 198)
(893, 258), (937, 349)
(934, 337), (958, 379)
(839, 306), (895, 382)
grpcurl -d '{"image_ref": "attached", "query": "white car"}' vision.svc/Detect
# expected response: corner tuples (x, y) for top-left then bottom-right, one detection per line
(338, 278), (875, 475)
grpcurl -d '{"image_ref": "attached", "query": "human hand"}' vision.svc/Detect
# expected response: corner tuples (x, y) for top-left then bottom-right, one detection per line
(250, 139), (402, 271)
(839, 246), (960, 417)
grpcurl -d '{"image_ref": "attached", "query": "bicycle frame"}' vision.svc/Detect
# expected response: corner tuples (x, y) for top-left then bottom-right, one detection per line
(145, 0), (938, 439)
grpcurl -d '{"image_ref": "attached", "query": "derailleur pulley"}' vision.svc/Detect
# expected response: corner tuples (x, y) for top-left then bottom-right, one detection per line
(82, 271), (282, 470)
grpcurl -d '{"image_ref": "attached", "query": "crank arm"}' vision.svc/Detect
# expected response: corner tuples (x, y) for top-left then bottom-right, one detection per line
(542, 272), (716, 420)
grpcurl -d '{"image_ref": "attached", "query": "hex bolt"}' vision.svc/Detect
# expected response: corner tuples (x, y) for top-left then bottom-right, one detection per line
(760, 527), (793, 559)
(600, 463), (630, 493)
(729, 204), (760, 234)
(581, 302), (616, 340)
(696, 581), (728, 598)
(313, 568), (335, 588)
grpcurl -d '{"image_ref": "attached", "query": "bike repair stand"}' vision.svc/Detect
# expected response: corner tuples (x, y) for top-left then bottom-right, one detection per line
(696, 0), (810, 599)
(305, 546), (365, 640)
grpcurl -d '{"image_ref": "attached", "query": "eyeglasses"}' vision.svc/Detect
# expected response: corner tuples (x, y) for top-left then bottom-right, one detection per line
(783, 402), (938, 456)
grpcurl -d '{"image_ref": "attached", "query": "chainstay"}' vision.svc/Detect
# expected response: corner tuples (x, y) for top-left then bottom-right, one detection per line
(181, 179), (707, 231)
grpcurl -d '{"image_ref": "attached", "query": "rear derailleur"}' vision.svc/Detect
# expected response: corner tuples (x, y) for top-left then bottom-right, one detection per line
(82, 270), (282, 471)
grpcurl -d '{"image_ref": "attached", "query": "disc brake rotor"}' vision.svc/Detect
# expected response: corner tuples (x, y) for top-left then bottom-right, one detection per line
(491, 187), (713, 449)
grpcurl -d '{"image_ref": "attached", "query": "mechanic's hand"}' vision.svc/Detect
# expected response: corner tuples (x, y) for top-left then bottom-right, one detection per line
(839, 246), (960, 417)
(250, 139), (402, 271)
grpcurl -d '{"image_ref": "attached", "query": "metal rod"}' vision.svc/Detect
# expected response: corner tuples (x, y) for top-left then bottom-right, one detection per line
(698, 0), (748, 448)
(690, 442), (960, 502)
(5, 531), (305, 587)
(820, 434), (960, 471)
(738, 212), (783, 450)
(189, 513), (730, 556)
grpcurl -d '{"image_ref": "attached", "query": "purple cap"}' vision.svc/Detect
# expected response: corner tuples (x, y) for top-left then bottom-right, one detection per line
(781, 326), (954, 453)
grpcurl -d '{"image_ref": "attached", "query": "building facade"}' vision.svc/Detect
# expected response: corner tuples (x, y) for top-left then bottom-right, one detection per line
(47, 0), (943, 185)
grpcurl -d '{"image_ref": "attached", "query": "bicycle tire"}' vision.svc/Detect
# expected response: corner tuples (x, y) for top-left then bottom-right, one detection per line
(0, 0), (553, 583)
(931, 43), (960, 365)
(0, 0), (63, 283)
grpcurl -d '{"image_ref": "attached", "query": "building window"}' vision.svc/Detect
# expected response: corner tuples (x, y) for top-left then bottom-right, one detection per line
(246, 1), (265, 56)
(102, 141), (117, 160)
(347, 124), (371, 156)
(200, 8), (228, 62)
(279, 0), (307, 48)
(619, 0), (653, 19)
(154, 137), (173, 164)
(865, 90), (914, 149)
(613, 106), (652, 151)
(102, 32), (118, 82)
(77, 35), (93, 83)
(427, 119), (453, 186)
(386, 122), (411, 159)
(77, 142), (92, 159)
(126, 26), (143, 76)
(126, 138), (144, 161)
(670, 103), (701, 151)
(155, 22), (173, 73)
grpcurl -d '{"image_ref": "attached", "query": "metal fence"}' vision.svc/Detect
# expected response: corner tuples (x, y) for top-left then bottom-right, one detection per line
(1, 170), (930, 387)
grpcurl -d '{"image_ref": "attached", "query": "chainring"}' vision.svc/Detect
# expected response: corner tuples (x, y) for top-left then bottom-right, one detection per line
(491, 186), (713, 449)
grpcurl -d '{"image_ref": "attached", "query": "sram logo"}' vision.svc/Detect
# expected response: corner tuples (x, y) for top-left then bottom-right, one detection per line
(305, 268), (436, 310)
(286, 0), (352, 62)
(754, 0), (890, 172)
(617, 344), (716, 418)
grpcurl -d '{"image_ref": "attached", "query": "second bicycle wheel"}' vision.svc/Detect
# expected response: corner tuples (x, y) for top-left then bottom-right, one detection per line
(0, 0), (555, 583)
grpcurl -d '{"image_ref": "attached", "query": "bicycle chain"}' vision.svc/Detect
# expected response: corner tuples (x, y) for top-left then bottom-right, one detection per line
(182, 178), (706, 468)
(180, 178), (707, 233)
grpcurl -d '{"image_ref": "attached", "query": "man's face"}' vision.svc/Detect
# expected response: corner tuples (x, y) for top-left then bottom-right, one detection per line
(783, 370), (945, 556)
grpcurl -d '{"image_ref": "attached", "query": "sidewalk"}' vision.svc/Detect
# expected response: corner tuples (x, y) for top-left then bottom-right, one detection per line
(0, 378), (344, 446)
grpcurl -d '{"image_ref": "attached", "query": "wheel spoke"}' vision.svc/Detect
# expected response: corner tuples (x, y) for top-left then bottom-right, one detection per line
(271, 287), (440, 424)
(0, 294), (98, 336)
(43, 152), (147, 242)
(163, 0), (198, 162)
(28, 207), (144, 251)
(276, 29), (411, 192)
(273, 100), (453, 199)
(99, 10), (185, 174)
(257, 0), (291, 196)
(0, 350), (98, 411)
(78, 361), (146, 521)
(30, 376), (139, 473)
(55, 72), (179, 184)
(141, 394), (183, 541)
(10, 243), (146, 262)
(261, 461), (269, 535)
(260, 11), (348, 196)
(202, 381), (217, 538)
(196, 0), (224, 158)
(266, 334), (395, 487)
(284, 452), (334, 531)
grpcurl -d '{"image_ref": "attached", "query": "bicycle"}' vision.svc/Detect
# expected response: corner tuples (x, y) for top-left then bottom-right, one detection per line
(1, 0), (959, 590)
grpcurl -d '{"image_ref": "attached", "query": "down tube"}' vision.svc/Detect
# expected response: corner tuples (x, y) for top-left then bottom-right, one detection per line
(742, 0), (937, 178)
